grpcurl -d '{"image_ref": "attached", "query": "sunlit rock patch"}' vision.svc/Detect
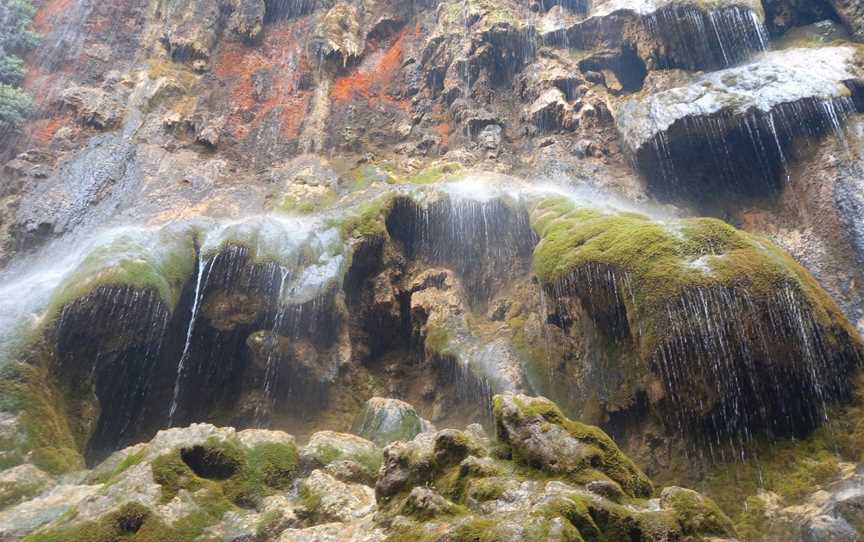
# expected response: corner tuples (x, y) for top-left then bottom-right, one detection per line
(530, 196), (863, 442)
(617, 45), (864, 201)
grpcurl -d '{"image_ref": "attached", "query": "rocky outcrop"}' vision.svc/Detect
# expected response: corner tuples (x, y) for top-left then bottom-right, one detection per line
(493, 393), (653, 497)
(0, 394), (740, 541)
(617, 45), (864, 200)
(530, 196), (864, 441)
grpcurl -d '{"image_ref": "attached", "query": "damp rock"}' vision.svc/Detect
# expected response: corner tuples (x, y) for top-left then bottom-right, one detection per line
(831, 0), (864, 41)
(300, 431), (383, 485)
(530, 197), (864, 441)
(492, 393), (653, 497)
(351, 397), (434, 447)
(312, 3), (364, 68)
(298, 470), (376, 524)
(527, 87), (575, 132)
(616, 45), (864, 200)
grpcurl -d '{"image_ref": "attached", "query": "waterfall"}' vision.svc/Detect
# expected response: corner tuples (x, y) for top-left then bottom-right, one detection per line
(168, 253), (213, 426)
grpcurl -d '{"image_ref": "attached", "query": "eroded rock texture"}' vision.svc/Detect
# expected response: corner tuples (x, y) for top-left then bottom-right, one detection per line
(2, 0), (864, 540)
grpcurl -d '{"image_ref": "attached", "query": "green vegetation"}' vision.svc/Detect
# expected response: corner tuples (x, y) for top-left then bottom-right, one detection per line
(151, 437), (298, 508)
(529, 196), (860, 358)
(45, 226), (198, 320)
(311, 443), (383, 481)
(492, 394), (653, 498)
(0, 362), (83, 474)
(0, 0), (38, 132)
(424, 324), (453, 356)
(22, 497), (230, 542)
(273, 189), (338, 215)
(93, 449), (147, 484)
(338, 193), (396, 240)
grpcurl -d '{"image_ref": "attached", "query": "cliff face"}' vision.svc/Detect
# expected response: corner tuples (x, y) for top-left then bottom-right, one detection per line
(3, 0), (864, 540)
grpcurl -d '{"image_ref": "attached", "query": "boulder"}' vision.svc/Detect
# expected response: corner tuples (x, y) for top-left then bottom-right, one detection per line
(351, 397), (434, 447)
(493, 393), (653, 497)
(300, 431), (383, 485)
(298, 470), (376, 523)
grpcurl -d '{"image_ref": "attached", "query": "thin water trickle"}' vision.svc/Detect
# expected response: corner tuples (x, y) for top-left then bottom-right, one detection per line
(168, 253), (212, 426)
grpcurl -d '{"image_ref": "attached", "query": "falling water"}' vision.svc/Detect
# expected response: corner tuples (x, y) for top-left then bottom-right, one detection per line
(167, 253), (212, 426)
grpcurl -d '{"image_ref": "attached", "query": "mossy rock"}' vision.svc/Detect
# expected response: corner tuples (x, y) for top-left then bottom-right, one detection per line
(22, 494), (231, 542)
(660, 486), (737, 537)
(300, 431), (383, 484)
(151, 436), (298, 508)
(529, 196), (863, 436)
(0, 363), (84, 475)
(338, 193), (397, 240)
(492, 393), (653, 498)
(352, 397), (432, 447)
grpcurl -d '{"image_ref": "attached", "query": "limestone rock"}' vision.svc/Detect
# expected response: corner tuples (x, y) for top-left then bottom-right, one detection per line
(300, 431), (382, 485)
(298, 470), (376, 523)
(352, 398), (434, 447)
(0, 464), (55, 509)
(832, 0), (864, 41)
(313, 3), (364, 67)
(527, 87), (575, 132)
(493, 393), (653, 497)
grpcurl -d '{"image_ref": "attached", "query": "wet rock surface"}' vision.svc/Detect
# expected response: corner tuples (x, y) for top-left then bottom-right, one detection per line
(2, 0), (864, 541)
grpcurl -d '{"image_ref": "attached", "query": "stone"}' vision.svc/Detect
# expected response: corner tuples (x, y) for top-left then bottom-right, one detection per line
(298, 470), (376, 523)
(300, 431), (382, 485)
(351, 397), (434, 447)
(277, 518), (385, 542)
(0, 464), (54, 509)
(493, 393), (653, 497)
(527, 88), (574, 132)
(400, 486), (461, 519)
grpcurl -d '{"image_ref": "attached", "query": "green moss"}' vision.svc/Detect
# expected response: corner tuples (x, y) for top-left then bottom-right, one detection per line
(298, 480), (323, 516)
(663, 488), (735, 536)
(424, 324), (453, 356)
(493, 395), (652, 498)
(452, 517), (507, 542)
(152, 438), (298, 509)
(93, 449), (146, 485)
(736, 495), (769, 541)
(404, 163), (463, 185)
(44, 226), (197, 321)
(313, 443), (382, 481)
(529, 196), (861, 361)
(273, 189), (338, 215)
(151, 450), (204, 502)
(464, 477), (508, 502)
(339, 193), (396, 240)
(23, 495), (229, 542)
(224, 441), (299, 506)
(0, 479), (45, 509)
(0, 363), (83, 474)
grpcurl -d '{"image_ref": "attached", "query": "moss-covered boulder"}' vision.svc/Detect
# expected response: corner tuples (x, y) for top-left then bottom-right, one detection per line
(5, 424), (300, 541)
(530, 196), (863, 439)
(352, 397), (434, 447)
(493, 393), (653, 498)
(299, 431), (383, 486)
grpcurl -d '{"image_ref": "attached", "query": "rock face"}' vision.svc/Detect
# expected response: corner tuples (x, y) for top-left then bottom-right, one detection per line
(3, 0), (864, 540)
(530, 197), (864, 441)
(0, 394), (739, 542)
(617, 45), (864, 200)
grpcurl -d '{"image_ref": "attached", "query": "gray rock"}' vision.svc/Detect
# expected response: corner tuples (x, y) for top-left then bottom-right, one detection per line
(351, 398), (433, 447)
